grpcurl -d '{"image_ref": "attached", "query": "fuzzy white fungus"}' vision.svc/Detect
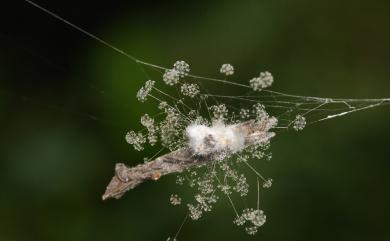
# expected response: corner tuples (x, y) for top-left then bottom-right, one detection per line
(186, 122), (245, 156)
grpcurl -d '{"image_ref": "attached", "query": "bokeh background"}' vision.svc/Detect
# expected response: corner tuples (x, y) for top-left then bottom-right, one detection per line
(1, 1), (390, 241)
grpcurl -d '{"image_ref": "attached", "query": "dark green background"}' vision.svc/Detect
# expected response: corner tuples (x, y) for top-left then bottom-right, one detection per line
(1, 1), (390, 241)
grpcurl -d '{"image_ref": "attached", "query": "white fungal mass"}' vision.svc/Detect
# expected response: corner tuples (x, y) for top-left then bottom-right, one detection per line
(186, 123), (245, 156)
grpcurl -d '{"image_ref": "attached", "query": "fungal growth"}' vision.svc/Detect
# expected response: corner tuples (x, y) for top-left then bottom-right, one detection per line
(23, 1), (390, 238)
(102, 61), (282, 235)
(103, 117), (276, 199)
(186, 122), (246, 156)
(100, 60), (389, 236)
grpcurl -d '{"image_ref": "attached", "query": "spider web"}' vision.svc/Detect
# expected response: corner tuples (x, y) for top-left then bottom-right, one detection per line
(23, 0), (390, 131)
(139, 62), (390, 130)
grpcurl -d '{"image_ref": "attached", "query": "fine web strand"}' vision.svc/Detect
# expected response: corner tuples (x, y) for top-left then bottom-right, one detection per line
(174, 214), (188, 241)
(24, 0), (390, 130)
(214, 174), (240, 218)
(257, 178), (260, 210)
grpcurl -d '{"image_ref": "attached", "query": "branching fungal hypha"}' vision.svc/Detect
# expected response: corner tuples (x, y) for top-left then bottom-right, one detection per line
(24, 0), (390, 239)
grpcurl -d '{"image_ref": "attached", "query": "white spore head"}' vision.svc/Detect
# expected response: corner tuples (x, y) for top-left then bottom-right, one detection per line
(186, 122), (245, 156)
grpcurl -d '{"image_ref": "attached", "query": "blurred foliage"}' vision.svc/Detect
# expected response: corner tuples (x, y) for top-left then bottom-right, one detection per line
(1, 0), (390, 241)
